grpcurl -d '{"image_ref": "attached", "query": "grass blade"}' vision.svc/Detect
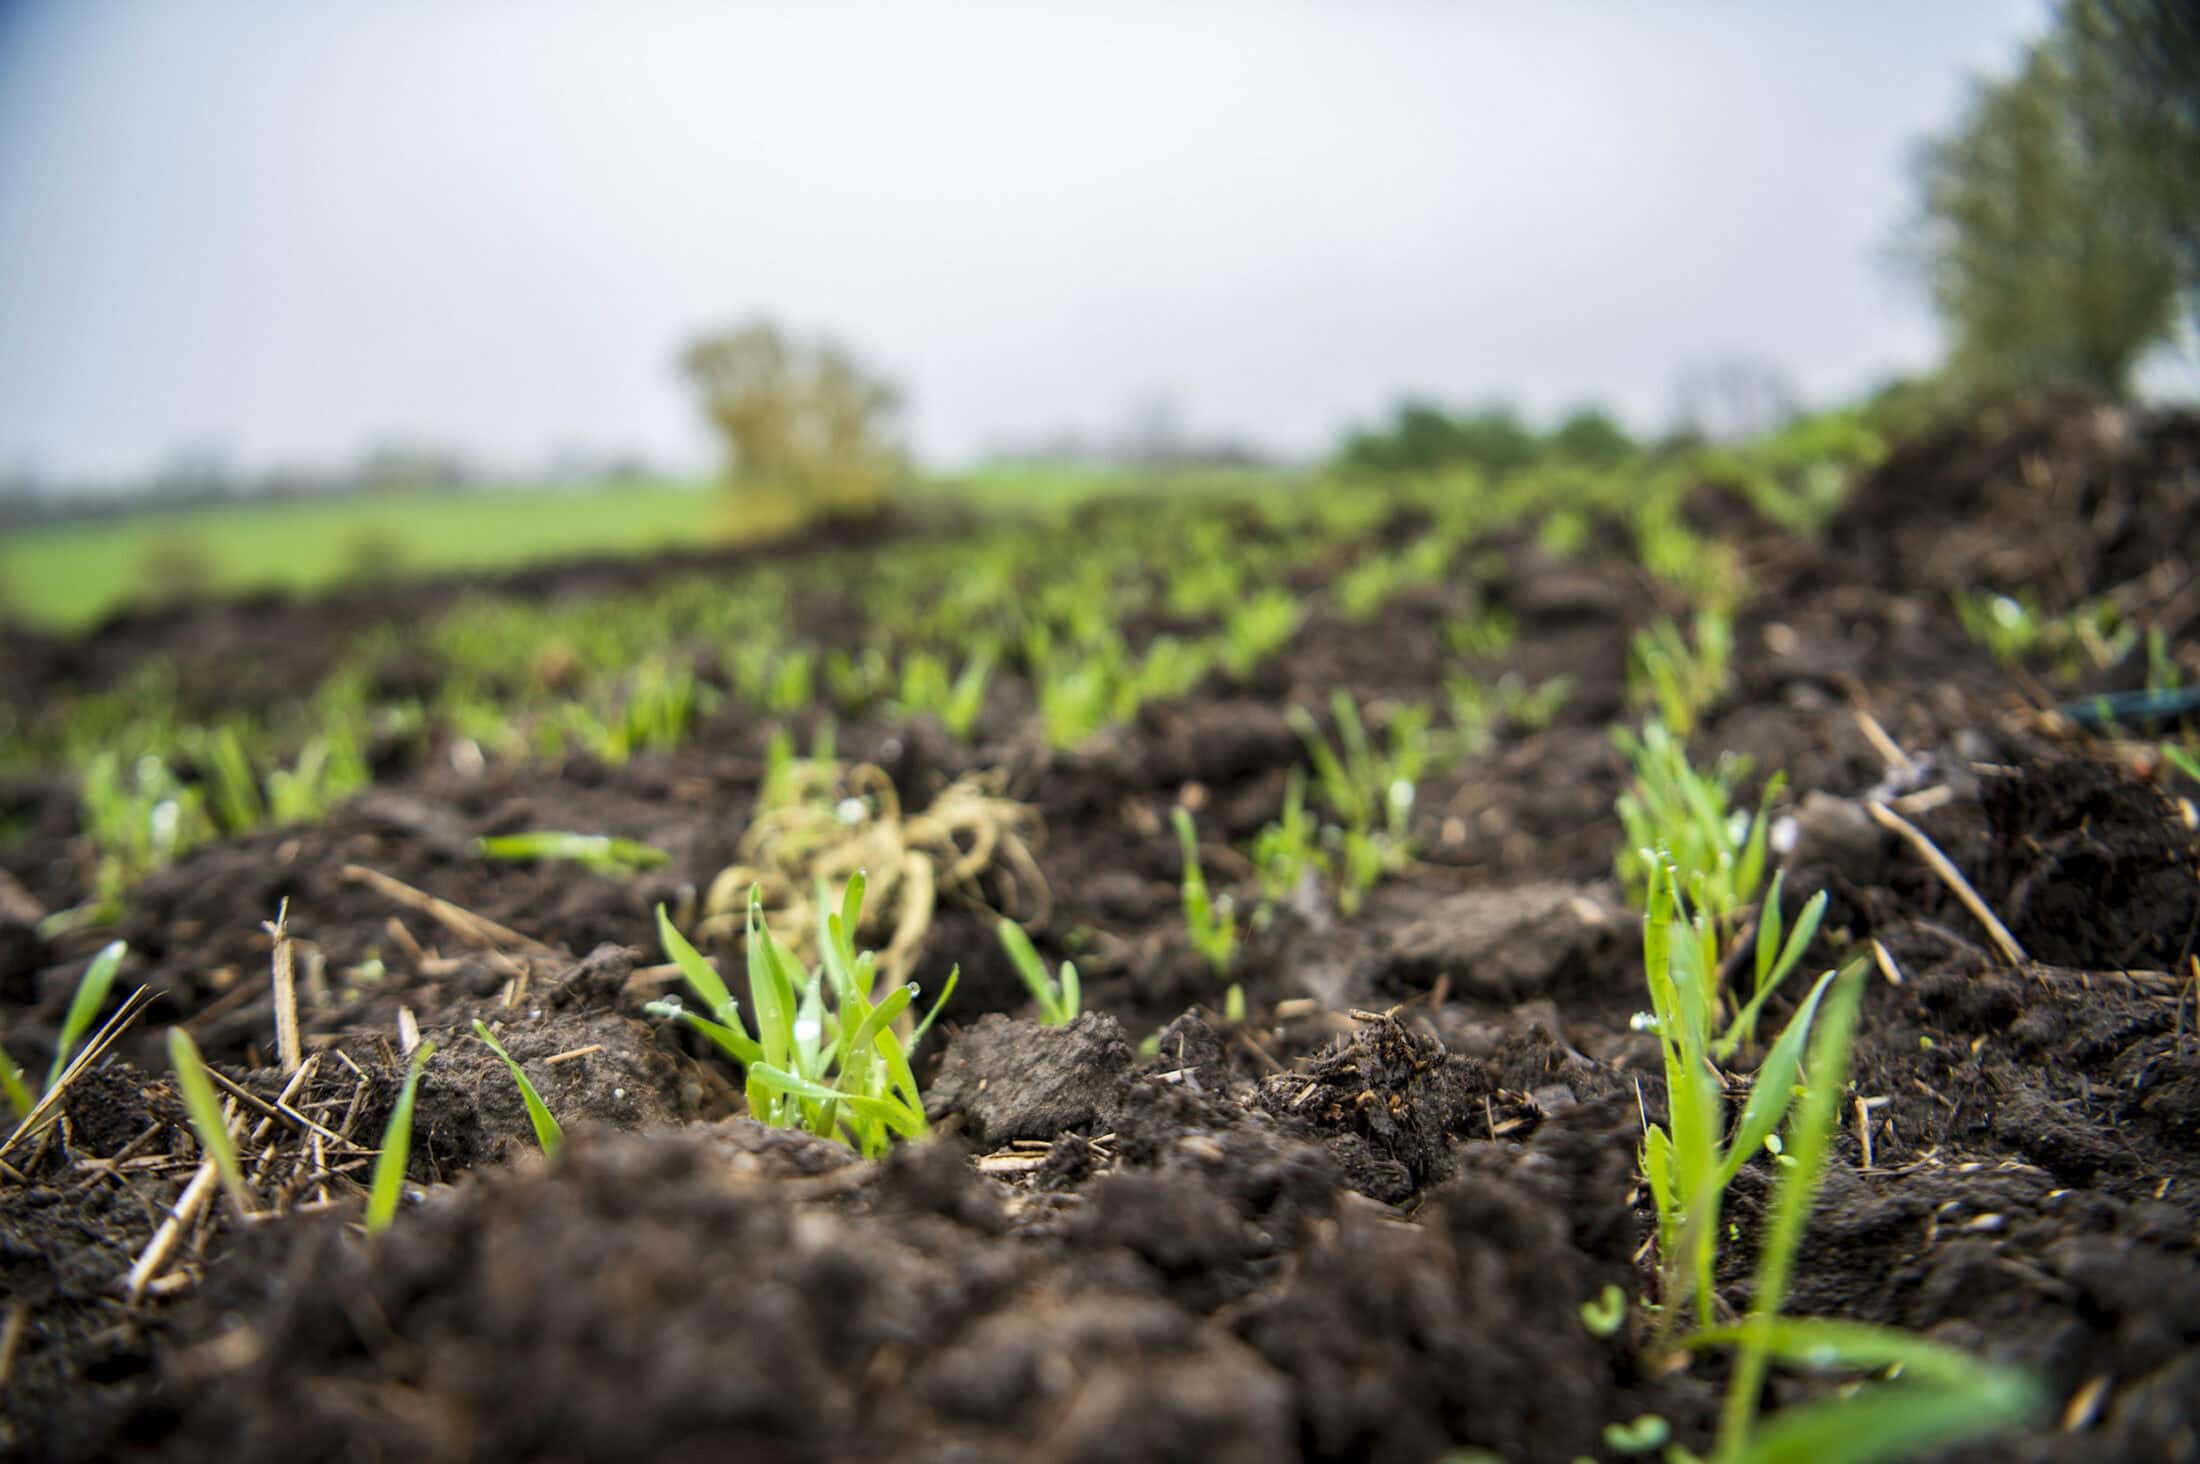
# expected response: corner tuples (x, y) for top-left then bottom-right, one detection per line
(747, 1063), (925, 1139)
(1719, 964), (1842, 1188)
(657, 1006), (763, 1066)
(998, 918), (1070, 1024)
(656, 903), (739, 1026)
(1719, 960), (1866, 1448)
(167, 1026), (250, 1213)
(745, 890), (798, 1073)
(365, 1041), (436, 1234)
(0, 1040), (33, 1121)
(1720, 1376), (2042, 1464)
(47, 940), (125, 1094)
(909, 965), (958, 1049)
(470, 1020), (564, 1159)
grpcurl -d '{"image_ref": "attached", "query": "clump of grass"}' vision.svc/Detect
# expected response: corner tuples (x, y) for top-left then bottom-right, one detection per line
(1613, 719), (1775, 924)
(997, 918), (1081, 1026)
(1675, 957), (2045, 1462)
(1172, 808), (1238, 975)
(1636, 858), (1851, 1337)
(365, 1041), (437, 1234)
(652, 874), (954, 1157)
(1287, 691), (1427, 915)
(1250, 766), (1328, 921)
(476, 831), (671, 877)
(1628, 611), (1733, 737)
(1219, 588), (1306, 678)
(471, 1020), (564, 1158)
(894, 647), (995, 740)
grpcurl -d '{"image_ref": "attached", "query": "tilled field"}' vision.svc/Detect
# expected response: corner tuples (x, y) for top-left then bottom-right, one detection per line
(3, 398), (2198, 1463)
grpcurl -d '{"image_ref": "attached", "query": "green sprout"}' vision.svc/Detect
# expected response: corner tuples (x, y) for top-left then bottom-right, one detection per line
(475, 831), (671, 877)
(471, 1020), (565, 1158)
(1602, 1414), (1671, 1455)
(1613, 720), (1775, 925)
(997, 918), (1081, 1026)
(365, 1041), (437, 1234)
(1219, 588), (1307, 678)
(166, 1025), (251, 1214)
(1636, 857), (1851, 1338)
(1954, 589), (2045, 668)
(190, 724), (266, 834)
(1250, 766), (1329, 918)
(1680, 962), (2045, 1463)
(2, 941), (127, 1119)
(1172, 807), (1238, 975)
(896, 647), (995, 740)
(649, 874), (954, 1158)
(1287, 691), (1426, 914)
(1579, 1283), (1628, 1339)
(1628, 611), (1733, 737)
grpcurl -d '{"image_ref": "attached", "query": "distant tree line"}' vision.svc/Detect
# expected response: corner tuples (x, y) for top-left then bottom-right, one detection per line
(1335, 401), (1644, 478)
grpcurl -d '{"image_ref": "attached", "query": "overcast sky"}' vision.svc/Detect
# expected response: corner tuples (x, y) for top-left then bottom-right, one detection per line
(0, 1), (2050, 482)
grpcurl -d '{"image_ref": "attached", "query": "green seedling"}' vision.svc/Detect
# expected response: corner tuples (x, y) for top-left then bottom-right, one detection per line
(1602, 1414), (1671, 1455)
(198, 724), (267, 834)
(1220, 588), (1306, 677)
(1613, 720), (1775, 926)
(365, 1041), (436, 1234)
(2, 941), (127, 1119)
(471, 1021), (565, 1158)
(1679, 962), (2045, 1463)
(1579, 1283), (1628, 1339)
(998, 918), (1080, 1026)
(1637, 857), (1851, 1337)
(475, 831), (671, 877)
(1721, 871), (1829, 1058)
(650, 874), (955, 1158)
(1288, 691), (1427, 914)
(895, 647), (995, 740)
(1443, 606), (1517, 660)
(1172, 807), (1238, 975)
(1250, 766), (1329, 916)
(1222, 982), (1247, 1025)
(166, 1026), (252, 1213)
(1954, 589), (2045, 668)
(1628, 612), (1733, 737)
(1289, 690), (1425, 844)
(46, 939), (126, 1095)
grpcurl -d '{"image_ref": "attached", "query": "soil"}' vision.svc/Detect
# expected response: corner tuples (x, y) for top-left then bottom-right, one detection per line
(4, 394), (2200, 1463)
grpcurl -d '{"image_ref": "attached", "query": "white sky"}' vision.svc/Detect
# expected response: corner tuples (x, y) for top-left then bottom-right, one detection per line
(0, 1), (2049, 481)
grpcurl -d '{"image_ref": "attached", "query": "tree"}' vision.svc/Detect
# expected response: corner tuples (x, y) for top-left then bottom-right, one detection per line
(1910, 0), (2198, 396)
(1548, 406), (1639, 469)
(680, 320), (906, 516)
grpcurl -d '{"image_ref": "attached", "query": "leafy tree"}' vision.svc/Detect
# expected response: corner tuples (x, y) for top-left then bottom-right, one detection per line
(681, 320), (906, 515)
(1548, 406), (1639, 468)
(1911, 0), (2199, 395)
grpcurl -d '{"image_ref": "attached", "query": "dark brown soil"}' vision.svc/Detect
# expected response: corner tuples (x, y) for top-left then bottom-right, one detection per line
(5, 399), (2200, 1463)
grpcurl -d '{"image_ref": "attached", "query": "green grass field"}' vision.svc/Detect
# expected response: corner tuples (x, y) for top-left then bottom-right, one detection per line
(0, 466), (1301, 633)
(0, 480), (731, 632)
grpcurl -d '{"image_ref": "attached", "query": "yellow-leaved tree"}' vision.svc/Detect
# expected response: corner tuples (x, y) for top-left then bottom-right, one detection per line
(681, 320), (906, 522)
